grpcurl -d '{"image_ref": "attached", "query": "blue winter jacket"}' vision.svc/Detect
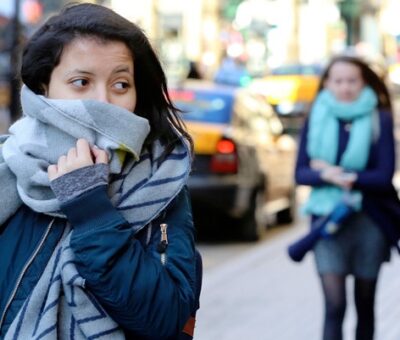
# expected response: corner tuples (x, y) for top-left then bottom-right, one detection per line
(0, 185), (197, 339)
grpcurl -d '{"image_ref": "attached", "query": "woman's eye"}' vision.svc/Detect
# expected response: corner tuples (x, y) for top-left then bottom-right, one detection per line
(114, 82), (129, 90)
(71, 79), (89, 87)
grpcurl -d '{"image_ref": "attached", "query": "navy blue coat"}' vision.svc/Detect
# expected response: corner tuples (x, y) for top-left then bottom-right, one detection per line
(295, 110), (400, 251)
(0, 185), (198, 339)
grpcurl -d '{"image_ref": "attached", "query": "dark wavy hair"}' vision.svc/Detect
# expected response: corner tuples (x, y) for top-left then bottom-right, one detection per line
(20, 2), (192, 153)
(317, 55), (392, 113)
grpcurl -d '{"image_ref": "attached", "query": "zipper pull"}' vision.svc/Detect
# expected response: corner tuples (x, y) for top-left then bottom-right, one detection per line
(157, 223), (168, 253)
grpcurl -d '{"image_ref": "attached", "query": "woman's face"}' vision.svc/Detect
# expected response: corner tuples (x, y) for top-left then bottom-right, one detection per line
(46, 37), (136, 112)
(323, 61), (365, 102)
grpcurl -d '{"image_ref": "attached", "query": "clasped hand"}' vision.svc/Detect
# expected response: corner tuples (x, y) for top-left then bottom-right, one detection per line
(48, 138), (109, 181)
(311, 159), (357, 190)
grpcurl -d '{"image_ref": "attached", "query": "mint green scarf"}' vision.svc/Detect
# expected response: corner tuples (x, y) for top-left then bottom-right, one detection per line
(303, 86), (377, 216)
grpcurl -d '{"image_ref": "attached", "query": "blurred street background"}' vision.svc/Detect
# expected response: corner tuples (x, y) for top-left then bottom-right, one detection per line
(2, 0), (400, 339)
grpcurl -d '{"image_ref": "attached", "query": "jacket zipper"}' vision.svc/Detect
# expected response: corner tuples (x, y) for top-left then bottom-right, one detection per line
(156, 223), (168, 265)
(0, 218), (55, 330)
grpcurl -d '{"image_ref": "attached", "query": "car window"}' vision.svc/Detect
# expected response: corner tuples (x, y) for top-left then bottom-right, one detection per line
(233, 90), (283, 136)
(170, 88), (234, 124)
(271, 64), (321, 76)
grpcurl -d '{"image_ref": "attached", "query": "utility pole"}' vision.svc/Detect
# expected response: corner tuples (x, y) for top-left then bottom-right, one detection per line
(9, 0), (21, 123)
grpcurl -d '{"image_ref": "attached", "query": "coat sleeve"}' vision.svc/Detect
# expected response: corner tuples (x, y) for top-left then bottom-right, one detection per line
(294, 119), (326, 186)
(353, 111), (396, 191)
(62, 185), (196, 340)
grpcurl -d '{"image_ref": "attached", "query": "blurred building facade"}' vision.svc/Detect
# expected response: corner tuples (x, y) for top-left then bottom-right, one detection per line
(103, 0), (400, 79)
(1, 0), (400, 82)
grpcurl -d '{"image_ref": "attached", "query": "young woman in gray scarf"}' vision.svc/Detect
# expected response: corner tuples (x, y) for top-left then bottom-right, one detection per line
(0, 3), (201, 339)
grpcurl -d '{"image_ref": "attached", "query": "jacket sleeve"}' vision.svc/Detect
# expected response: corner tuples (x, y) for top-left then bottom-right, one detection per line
(353, 111), (395, 191)
(61, 186), (196, 340)
(294, 119), (326, 186)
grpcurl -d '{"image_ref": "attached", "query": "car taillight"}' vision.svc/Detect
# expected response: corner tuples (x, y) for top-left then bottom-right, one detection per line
(210, 138), (238, 174)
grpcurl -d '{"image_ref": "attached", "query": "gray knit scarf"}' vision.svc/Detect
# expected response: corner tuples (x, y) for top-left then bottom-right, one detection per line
(3, 86), (191, 339)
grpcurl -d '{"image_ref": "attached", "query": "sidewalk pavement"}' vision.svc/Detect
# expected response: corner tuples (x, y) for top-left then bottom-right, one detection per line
(195, 216), (400, 340)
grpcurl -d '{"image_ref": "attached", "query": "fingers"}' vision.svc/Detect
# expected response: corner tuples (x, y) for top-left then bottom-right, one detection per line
(321, 171), (356, 190)
(47, 164), (58, 181)
(316, 158), (357, 190)
(58, 155), (67, 169)
(91, 145), (109, 164)
(335, 173), (357, 190)
(67, 146), (77, 158)
(47, 139), (109, 181)
(310, 159), (330, 170)
(76, 138), (92, 160)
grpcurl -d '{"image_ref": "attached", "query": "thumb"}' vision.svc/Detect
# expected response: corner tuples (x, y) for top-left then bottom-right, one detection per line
(91, 146), (109, 164)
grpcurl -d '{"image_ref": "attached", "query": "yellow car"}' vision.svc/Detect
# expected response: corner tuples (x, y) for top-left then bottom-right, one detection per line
(250, 64), (321, 133)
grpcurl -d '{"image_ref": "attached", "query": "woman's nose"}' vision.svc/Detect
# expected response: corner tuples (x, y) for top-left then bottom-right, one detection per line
(94, 87), (110, 104)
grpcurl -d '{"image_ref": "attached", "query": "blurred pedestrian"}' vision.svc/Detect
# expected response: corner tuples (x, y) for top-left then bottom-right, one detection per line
(187, 61), (202, 80)
(295, 54), (400, 340)
(0, 3), (201, 339)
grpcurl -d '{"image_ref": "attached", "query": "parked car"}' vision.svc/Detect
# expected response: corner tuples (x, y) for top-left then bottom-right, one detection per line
(169, 80), (297, 240)
(250, 63), (322, 134)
